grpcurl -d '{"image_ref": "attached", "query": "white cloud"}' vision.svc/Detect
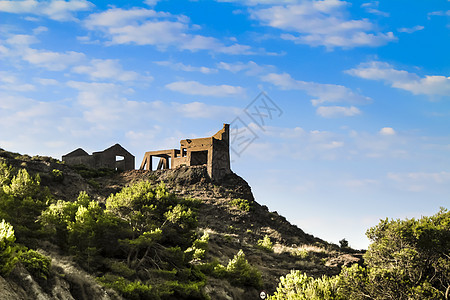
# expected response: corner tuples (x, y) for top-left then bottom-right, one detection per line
(361, 1), (389, 17)
(0, 0), (93, 21)
(346, 61), (450, 96)
(379, 127), (395, 135)
(155, 61), (217, 74)
(165, 80), (246, 97)
(217, 0), (299, 5)
(387, 171), (450, 192)
(144, 0), (160, 6)
(428, 10), (450, 17)
(398, 25), (424, 34)
(33, 26), (48, 34)
(6, 34), (38, 46)
(3, 34), (85, 71)
(176, 102), (241, 119)
(67, 80), (242, 126)
(84, 7), (252, 54)
(316, 105), (361, 118)
(261, 72), (371, 106)
(388, 171), (450, 184)
(217, 60), (273, 75)
(23, 48), (85, 71)
(0, 72), (35, 91)
(0, 92), (74, 156)
(250, 2), (396, 49)
(35, 78), (59, 86)
(72, 59), (151, 82)
(365, 8), (389, 17)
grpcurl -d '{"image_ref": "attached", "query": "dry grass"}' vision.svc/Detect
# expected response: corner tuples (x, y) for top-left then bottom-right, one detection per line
(273, 244), (328, 257)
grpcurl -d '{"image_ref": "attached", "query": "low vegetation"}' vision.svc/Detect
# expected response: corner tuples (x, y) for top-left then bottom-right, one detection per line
(257, 235), (274, 252)
(1, 155), (448, 299)
(0, 160), (263, 299)
(229, 198), (252, 211)
(269, 208), (450, 299)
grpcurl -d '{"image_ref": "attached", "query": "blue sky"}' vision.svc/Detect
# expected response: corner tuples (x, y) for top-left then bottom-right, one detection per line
(1, 0), (449, 249)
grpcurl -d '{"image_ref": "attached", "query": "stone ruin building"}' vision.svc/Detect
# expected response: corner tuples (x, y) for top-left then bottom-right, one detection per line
(62, 144), (135, 171)
(61, 124), (231, 181)
(140, 124), (231, 181)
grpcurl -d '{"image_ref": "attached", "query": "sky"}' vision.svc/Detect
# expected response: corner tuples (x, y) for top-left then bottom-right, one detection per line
(1, 0), (449, 249)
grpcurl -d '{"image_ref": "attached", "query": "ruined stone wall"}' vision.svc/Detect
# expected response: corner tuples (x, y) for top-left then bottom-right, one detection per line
(210, 136), (231, 181)
(62, 155), (95, 168)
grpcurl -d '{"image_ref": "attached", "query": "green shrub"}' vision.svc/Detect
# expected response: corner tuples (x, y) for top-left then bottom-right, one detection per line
(108, 260), (136, 278)
(356, 208), (450, 299)
(225, 249), (262, 288)
(19, 249), (51, 280)
(257, 235), (273, 252)
(51, 169), (64, 182)
(166, 280), (208, 299)
(229, 198), (252, 211)
(0, 161), (14, 186)
(185, 233), (209, 260)
(0, 219), (19, 275)
(0, 168), (50, 242)
(98, 274), (157, 300)
(269, 270), (341, 300)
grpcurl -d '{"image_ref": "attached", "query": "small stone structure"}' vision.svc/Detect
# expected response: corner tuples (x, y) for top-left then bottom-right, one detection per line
(62, 144), (135, 171)
(140, 124), (231, 181)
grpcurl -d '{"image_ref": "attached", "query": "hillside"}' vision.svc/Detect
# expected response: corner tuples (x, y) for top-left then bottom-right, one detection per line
(0, 149), (361, 299)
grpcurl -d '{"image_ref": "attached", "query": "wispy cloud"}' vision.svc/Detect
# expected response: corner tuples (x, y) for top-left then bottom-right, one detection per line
(428, 10), (450, 17)
(155, 61), (218, 74)
(84, 7), (252, 54)
(165, 80), (246, 97)
(361, 1), (389, 17)
(73, 59), (152, 82)
(346, 61), (450, 97)
(387, 171), (450, 192)
(0, 0), (93, 21)
(3, 34), (85, 71)
(250, 1), (395, 49)
(0, 72), (36, 91)
(217, 60), (274, 75)
(261, 72), (371, 112)
(316, 105), (361, 118)
(398, 25), (424, 34)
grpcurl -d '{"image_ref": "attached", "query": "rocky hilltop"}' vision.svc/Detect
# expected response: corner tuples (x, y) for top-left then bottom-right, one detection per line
(0, 149), (361, 300)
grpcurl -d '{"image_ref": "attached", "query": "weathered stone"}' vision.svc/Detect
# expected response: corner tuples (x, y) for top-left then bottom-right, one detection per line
(62, 144), (135, 171)
(140, 124), (231, 181)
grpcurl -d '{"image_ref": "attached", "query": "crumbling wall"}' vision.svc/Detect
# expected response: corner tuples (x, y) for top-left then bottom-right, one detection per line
(62, 144), (135, 171)
(140, 124), (231, 181)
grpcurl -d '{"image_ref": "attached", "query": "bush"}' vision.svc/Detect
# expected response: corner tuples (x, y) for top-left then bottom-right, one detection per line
(0, 168), (50, 241)
(98, 275), (157, 300)
(338, 238), (349, 249)
(0, 161), (14, 186)
(19, 249), (51, 280)
(356, 208), (450, 299)
(269, 270), (341, 300)
(225, 249), (262, 288)
(257, 235), (273, 252)
(51, 169), (64, 183)
(270, 209), (450, 300)
(229, 198), (252, 211)
(0, 219), (19, 275)
(185, 233), (209, 260)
